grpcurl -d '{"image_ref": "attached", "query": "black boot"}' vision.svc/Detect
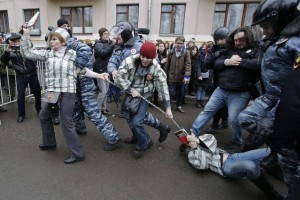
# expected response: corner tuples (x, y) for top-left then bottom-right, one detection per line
(158, 123), (171, 143)
(261, 152), (284, 181)
(251, 173), (285, 200)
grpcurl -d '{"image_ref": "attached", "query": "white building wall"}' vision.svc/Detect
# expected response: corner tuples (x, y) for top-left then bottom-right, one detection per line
(0, 0), (261, 46)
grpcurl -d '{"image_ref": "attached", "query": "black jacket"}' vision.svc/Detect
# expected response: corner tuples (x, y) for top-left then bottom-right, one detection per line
(1, 49), (37, 77)
(93, 38), (114, 73)
(270, 67), (300, 154)
(213, 47), (260, 91)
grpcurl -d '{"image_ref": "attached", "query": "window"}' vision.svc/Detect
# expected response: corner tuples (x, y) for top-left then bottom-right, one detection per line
(160, 4), (186, 35)
(212, 2), (260, 33)
(24, 9), (41, 36)
(0, 11), (9, 33)
(116, 5), (139, 29)
(61, 6), (93, 34)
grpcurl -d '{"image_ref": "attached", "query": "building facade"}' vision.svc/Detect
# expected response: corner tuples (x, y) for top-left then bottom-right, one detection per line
(0, 0), (261, 46)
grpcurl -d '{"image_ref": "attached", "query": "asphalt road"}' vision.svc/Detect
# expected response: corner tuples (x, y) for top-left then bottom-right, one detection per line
(0, 97), (286, 200)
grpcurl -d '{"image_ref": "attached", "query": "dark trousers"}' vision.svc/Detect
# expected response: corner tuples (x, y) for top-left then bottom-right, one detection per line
(16, 75), (41, 117)
(168, 81), (185, 107)
(39, 92), (84, 158)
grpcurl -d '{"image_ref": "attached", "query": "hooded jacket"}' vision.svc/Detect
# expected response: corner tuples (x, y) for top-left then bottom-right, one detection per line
(188, 134), (226, 176)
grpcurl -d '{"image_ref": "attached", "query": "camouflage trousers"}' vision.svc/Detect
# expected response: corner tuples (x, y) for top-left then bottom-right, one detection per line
(237, 95), (279, 150)
(73, 80), (120, 144)
(277, 149), (300, 190)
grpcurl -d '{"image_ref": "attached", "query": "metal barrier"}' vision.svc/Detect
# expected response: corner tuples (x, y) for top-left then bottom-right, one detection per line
(0, 60), (46, 106)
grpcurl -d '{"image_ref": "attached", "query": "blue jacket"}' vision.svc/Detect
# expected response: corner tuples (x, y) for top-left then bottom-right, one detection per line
(67, 37), (93, 84)
(261, 35), (300, 100)
(107, 36), (143, 74)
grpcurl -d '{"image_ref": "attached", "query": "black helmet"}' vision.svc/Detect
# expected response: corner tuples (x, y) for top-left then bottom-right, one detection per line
(213, 27), (230, 42)
(252, 0), (300, 32)
(5, 33), (21, 44)
(110, 21), (135, 43)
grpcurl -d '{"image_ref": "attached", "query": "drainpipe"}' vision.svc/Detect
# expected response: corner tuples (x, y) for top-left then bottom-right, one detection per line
(148, 0), (152, 40)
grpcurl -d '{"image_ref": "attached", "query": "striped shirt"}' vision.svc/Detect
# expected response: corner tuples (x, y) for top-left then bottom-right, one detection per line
(21, 38), (77, 93)
(115, 54), (171, 108)
(188, 134), (226, 176)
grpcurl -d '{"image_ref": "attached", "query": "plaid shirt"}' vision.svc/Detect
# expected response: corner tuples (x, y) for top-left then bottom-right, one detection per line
(21, 38), (77, 93)
(115, 54), (171, 108)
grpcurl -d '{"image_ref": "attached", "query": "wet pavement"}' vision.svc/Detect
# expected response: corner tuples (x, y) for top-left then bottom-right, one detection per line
(0, 97), (286, 200)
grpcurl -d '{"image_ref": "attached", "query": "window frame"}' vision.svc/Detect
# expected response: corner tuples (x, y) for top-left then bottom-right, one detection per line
(0, 10), (9, 34)
(116, 4), (139, 29)
(212, 2), (260, 33)
(61, 6), (93, 35)
(159, 3), (186, 36)
(23, 9), (41, 36)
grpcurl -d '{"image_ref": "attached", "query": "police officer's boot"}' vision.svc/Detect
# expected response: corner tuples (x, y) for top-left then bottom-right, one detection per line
(250, 172), (285, 200)
(261, 151), (284, 181)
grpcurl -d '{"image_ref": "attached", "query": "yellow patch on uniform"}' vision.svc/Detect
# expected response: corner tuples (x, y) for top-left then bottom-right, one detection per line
(131, 48), (137, 55)
(295, 55), (300, 68)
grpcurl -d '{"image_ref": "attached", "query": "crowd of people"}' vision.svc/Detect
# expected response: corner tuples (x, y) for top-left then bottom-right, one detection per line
(0, 0), (299, 199)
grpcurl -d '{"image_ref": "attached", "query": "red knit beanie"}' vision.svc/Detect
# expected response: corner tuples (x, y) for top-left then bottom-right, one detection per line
(140, 42), (157, 59)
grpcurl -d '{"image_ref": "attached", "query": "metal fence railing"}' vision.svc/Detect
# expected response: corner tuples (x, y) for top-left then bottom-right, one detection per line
(0, 60), (46, 106)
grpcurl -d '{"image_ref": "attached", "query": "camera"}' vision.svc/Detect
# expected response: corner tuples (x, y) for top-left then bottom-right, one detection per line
(10, 45), (20, 52)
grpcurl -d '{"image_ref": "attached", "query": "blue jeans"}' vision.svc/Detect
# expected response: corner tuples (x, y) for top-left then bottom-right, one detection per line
(222, 148), (270, 179)
(191, 87), (251, 144)
(168, 81), (185, 107)
(126, 99), (151, 150)
(196, 86), (208, 101)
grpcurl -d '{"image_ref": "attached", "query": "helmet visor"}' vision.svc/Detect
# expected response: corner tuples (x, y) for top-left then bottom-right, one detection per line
(110, 26), (123, 38)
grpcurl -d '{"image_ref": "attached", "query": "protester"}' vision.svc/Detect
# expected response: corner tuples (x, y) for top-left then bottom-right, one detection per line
(185, 133), (284, 200)
(115, 42), (173, 158)
(1, 33), (41, 123)
(21, 25), (112, 163)
(108, 21), (171, 143)
(203, 27), (230, 134)
(190, 27), (260, 152)
(56, 18), (122, 151)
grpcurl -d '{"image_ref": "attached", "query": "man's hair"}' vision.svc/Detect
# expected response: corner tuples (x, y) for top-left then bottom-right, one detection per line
(175, 36), (185, 43)
(227, 26), (255, 49)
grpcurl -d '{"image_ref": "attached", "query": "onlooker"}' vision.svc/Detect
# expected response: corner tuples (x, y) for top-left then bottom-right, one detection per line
(189, 46), (199, 97)
(0, 43), (15, 102)
(194, 43), (213, 108)
(186, 38), (196, 49)
(93, 27), (115, 115)
(1, 33), (41, 123)
(164, 36), (191, 113)
(115, 42), (173, 158)
(190, 27), (260, 152)
(185, 133), (284, 200)
(153, 41), (168, 106)
(57, 18), (122, 151)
